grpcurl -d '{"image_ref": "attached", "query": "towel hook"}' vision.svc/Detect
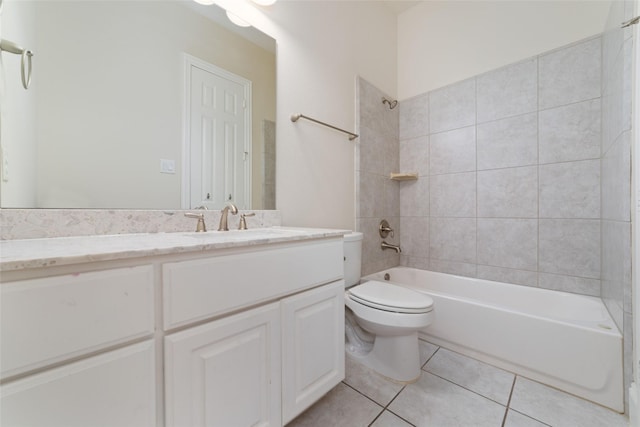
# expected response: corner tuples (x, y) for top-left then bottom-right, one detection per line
(21, 50), (34, 89)
(0, 39), (34, 90)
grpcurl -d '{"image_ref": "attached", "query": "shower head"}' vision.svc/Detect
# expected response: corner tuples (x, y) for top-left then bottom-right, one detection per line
(382, 97), (398, 110)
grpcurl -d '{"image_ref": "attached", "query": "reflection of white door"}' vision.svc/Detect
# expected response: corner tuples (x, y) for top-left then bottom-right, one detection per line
(183, 55), (251, 210)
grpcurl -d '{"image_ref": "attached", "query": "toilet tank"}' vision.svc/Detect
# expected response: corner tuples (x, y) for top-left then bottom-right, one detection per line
(343, 232), (363, 288)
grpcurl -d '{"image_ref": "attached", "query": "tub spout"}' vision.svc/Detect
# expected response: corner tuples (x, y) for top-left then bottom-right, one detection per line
(381, 241), (401, 253)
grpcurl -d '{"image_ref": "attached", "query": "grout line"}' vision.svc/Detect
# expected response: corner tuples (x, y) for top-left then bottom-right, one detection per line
(536, 53), (541, 289)
(384, 384), (406, 410)
(366, 408), (386, 427)
(344, 369), (412, 427)
(421, 345), (441, 369)
(424, 370), (512, 408)
(475, 76), (479, 279)
(508, 408), (554, 427)
(384, 409), (417, 427)
(341, 381), (386, 410)
(501, 375), (518, 427)
(378, 384), (416, 427)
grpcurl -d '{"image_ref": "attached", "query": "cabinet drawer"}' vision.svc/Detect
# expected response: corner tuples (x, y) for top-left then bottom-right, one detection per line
(1, 265), (155, 379)
(1, 340), (156, 427)
(163, 238), (343, 330)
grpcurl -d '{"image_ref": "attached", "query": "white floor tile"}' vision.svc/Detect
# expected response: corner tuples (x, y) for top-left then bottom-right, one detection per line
(295, 346), (630, 427)
(424, 347), (515, 405)
(286, 382), (382, 427)
(504, 410), (550, 427)
(388, 371), (506, 427)
(419, 340), (439, 366)
(344, 355), (404, 406)
(509, 377), (628, 427)
(370, 410), (414, 427)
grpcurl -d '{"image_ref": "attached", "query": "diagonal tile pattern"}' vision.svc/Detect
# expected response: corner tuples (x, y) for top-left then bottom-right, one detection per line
(288, 340), (629, 427)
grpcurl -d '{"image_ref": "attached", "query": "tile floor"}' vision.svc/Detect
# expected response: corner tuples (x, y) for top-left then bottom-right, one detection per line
(288, 340), (629, 427)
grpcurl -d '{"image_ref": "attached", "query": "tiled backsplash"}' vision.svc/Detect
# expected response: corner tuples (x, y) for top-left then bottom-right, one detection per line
(0, 209), (282, 240)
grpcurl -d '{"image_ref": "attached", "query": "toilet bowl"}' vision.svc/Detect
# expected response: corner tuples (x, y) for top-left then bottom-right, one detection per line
(343, 232), (434, 383)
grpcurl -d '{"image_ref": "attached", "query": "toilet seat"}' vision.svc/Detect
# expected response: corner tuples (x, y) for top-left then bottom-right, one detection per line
(347, 281), (433, 314)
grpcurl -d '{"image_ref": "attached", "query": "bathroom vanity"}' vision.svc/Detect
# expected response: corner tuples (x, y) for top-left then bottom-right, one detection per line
(0, 228), (346, 426)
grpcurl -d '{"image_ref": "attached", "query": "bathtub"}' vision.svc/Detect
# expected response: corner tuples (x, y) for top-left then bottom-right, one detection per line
(363, 267), (624, 412)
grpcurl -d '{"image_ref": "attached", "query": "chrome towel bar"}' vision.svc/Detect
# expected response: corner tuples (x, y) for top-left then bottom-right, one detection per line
(291, 113), (359, 141)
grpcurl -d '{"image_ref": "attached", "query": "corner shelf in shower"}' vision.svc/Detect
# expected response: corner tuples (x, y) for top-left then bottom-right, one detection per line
(389, 173), (418, 181)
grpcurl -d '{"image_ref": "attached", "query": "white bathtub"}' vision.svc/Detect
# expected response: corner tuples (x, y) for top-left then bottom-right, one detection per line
(363, 267), (624, 412)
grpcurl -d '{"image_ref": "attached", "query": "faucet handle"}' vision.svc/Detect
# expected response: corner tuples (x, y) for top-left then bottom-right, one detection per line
(238, 213), (256, 230)
(184, 212), (207, 232)
(379, 219), (394, 238)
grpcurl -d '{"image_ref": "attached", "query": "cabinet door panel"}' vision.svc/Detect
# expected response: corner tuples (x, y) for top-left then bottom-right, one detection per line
(0, 340), (156, 427)
(165, 302), (281, 427)
(282, 281), (345, 424)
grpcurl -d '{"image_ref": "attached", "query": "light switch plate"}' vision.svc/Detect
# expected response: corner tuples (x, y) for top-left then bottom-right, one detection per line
(160, 159), (176, 174)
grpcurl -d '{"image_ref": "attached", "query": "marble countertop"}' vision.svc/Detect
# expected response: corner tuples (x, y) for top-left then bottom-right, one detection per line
(0, 227), (348, 271)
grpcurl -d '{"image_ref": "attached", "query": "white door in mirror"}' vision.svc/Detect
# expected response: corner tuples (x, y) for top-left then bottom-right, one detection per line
(188, 58), (251, 210)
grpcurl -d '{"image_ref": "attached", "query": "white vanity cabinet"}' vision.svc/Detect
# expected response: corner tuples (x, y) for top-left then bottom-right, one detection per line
(164, 281), (345, 427)
(1, 229), (346, 427)
(0, 266), (157, 427)
(162, 238), (345, 426)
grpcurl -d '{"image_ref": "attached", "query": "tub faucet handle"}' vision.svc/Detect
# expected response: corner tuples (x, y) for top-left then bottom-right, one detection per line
(379, 219), (394, 238)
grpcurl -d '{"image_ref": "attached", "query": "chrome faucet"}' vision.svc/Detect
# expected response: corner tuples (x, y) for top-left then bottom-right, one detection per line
(381, 241), (401, 253)
(218, 202), (238, 231)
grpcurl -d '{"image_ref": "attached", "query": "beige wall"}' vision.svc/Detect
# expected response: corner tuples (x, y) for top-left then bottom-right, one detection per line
(0, 0), (38, 207)
(217, 0), (398, 230)
(398, 1), (611, 99)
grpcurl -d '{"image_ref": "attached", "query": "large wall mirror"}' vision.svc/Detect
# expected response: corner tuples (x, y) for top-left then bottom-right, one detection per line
(0, 0), (276, 210)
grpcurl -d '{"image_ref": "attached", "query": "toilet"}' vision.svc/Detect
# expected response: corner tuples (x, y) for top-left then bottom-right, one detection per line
(343, 232), (434, 383)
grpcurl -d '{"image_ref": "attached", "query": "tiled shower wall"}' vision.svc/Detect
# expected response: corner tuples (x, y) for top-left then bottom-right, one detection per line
(356, 78), (401, 276)
(356, 8), (635, 412)
(601, 0), (635, 409)
(397, 36), (604, 296)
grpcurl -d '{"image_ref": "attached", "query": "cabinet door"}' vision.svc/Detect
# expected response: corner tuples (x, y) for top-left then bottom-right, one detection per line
(0, 340), (156, 427)
(281, 281), (345, 424)
(165, 302), (281, 427)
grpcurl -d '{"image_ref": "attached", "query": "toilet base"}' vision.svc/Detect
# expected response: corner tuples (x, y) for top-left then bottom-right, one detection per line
(347, 332), (422, 383)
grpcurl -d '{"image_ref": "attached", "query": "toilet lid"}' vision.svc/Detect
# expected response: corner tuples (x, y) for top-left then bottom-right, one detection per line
(348, 281), (433, 314)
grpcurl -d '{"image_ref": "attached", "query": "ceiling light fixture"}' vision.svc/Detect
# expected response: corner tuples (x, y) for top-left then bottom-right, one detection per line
(226, 10), (251, 27)
(193, 0), (216, 5)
